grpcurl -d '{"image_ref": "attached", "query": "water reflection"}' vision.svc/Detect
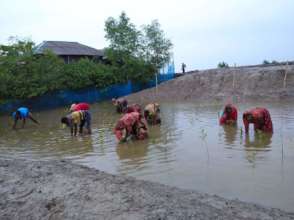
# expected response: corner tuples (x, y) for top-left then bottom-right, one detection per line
(0, 102), (294, 212)
(243, 132), (272, 164)
(222, 124), (238, 146)
(244, 133), (272, 149)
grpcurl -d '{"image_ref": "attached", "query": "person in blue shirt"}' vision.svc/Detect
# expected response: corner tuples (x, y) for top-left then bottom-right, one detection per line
(12, 107), (39, 129)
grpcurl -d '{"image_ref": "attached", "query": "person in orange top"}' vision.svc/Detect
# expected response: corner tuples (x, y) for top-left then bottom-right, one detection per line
(243, 108), (273, 134)
(219, 104), (238, 125)
(126, 103), (142, 113)
(114, 112), (148, 142)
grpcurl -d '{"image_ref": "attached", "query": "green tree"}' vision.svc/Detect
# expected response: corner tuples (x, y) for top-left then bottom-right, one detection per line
(217, 61), (229, 68)
(263, 60), (270, 65)
(104, 12), (172, 83)
(142, 20), (173, 70)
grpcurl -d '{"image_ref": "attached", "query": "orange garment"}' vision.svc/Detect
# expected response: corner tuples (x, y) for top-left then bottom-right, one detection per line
(219, 104), (238, 125)
(243, 108), (273, 133)
(114, 112), (141, 141)
(126, 104), (142, 113)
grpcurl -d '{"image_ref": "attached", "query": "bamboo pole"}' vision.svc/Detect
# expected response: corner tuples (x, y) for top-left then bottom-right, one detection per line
(283, 62), (288, 89)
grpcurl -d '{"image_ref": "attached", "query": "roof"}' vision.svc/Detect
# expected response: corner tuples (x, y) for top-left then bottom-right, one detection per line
(34, 41), (104, 56)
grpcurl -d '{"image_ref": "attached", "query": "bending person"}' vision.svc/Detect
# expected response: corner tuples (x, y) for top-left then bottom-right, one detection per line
(69, 102), (90, 112)
(112, 98), (128, 113)
(61, 110), (91, 136)
(144, 103), (161, 125)
(243, 108), (273, 134)
(126, 103), (142, 113)
(12, 107), (39, 129)
(219, 104), (238, 125)
(114, 112), (148, 142)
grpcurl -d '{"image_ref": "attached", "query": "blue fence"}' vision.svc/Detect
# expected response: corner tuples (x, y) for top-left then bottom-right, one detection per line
(0, 73), (174, 113)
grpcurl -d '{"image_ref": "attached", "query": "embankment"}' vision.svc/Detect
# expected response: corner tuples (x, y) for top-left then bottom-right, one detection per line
(125, 64), (294, 103)
(1, 158), (294, 220)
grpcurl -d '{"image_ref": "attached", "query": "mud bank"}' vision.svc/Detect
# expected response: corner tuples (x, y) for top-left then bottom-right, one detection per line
(125, 64), (294, 103)
(1, 158), (293, 220)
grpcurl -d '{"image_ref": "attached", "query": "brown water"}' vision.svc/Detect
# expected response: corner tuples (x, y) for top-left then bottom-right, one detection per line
(1, 101), (294, 212)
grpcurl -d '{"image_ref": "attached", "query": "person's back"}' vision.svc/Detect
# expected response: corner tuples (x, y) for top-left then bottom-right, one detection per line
(243, 107), (273, 133)
(13, 107), (29, 119)
(70, 102), (90, 112)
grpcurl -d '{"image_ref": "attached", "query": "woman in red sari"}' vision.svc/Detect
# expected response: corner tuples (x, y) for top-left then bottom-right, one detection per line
(243, 108), (273, 133)
(219, 104), (238, 125)
(114, 112), (148, 142)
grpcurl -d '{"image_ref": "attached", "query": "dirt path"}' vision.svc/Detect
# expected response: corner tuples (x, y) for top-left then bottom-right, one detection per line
(1, 158), (293, 220)
(125, 65), (294, 104)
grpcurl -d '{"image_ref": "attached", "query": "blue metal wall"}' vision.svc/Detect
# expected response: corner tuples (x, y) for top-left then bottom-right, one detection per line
(0, 73), (174, 113)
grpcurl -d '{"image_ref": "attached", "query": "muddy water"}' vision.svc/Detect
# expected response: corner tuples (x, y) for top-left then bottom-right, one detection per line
(0, 101), (294, 212)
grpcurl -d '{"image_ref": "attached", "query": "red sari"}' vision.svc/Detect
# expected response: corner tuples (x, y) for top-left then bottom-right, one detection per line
(243, 108), (273, 133)
(219, 104), (238, 125)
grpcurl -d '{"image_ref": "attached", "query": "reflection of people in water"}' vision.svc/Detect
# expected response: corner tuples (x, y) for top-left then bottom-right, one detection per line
(222, 124), (238, 145)
(243, 133), (272, 164)
(244, 133), (272, 148)
(116, 143), (148, 161)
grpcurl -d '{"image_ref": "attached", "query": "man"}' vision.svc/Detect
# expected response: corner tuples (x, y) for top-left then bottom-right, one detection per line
(69, 102), (90, 112)
(12, 107), (39, 129)
(243, 108), (273, 134)
(114, 111), (148, 142)
(144, 103), (161, 125)
(219, 104), (238, 125)
(61, 110), (91, 136)
(112, 98), (128, 113)
(181, 63), (186, 74)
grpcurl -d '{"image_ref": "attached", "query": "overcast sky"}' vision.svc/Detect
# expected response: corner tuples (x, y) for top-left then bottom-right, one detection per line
(1, 0), (293, 71)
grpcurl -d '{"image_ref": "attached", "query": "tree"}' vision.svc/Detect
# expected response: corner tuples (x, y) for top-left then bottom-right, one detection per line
(104, 12), (173, 83)
(105, 12), (141, 56)
(142, 20), (173, 70)
(263, 60), (270, 65)
(217, 62), (229, 68)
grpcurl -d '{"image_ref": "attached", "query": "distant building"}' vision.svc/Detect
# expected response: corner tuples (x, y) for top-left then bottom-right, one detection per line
(34, 41), (104, 63)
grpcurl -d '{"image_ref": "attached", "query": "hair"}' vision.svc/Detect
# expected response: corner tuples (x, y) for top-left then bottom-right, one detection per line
(225, 106), (232, 113)
(61, 117), (69, 125)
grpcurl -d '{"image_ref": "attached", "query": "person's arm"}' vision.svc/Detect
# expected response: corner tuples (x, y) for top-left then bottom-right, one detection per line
(28, 113), (39, 124)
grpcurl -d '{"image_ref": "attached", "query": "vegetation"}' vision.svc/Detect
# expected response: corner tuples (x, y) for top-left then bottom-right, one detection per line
(217, 62), (229, 68)
(0, 12), (172, 101)
(263, 60), (270, 65)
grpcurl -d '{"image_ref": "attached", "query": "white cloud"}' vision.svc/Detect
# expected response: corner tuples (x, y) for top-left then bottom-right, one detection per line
(1, 0), (294, 71)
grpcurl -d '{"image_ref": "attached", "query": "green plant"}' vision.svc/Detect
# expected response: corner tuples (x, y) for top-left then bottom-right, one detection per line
(217, 61), (229, 68)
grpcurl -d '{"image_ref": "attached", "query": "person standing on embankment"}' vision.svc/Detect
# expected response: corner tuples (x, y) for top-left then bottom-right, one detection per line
(12, 107), (39, 129)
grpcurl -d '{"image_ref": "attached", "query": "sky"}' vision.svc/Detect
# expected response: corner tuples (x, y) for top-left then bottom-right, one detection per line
(1, 0), (294, 71)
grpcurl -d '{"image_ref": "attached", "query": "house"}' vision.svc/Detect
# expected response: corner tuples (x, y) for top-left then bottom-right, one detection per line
(34, 41), (104, 63)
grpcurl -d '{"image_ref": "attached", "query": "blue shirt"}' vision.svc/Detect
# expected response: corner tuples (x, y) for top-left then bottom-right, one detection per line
(12, 107), (29, 119)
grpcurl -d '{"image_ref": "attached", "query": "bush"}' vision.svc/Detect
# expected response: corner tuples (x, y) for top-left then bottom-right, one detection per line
(217, 62), (229, 68)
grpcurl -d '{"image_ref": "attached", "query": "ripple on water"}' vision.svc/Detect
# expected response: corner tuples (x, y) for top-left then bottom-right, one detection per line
(0, 102), (294, 212)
